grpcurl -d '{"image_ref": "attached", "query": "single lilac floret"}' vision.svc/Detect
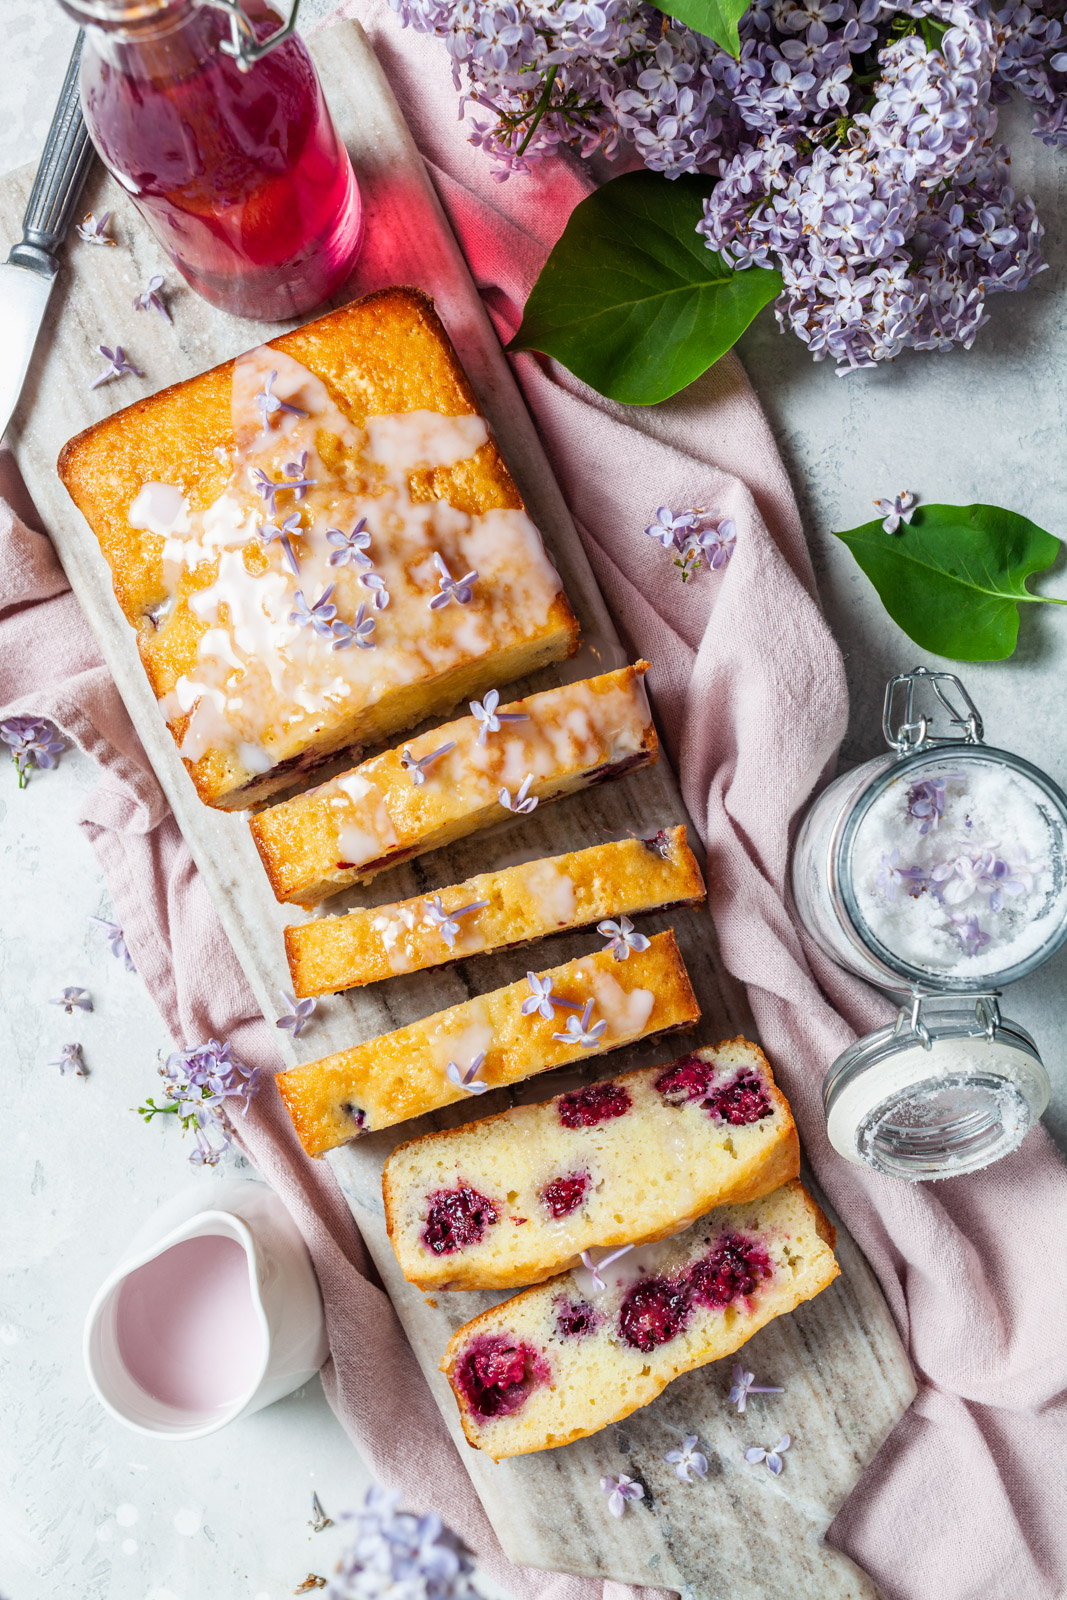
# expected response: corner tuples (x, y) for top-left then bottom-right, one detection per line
(553, 998), (608, 1049)
(290, 586), (338, 636)
(51, 1042), (88, 1077)
(89, 915), (136, 973)
(692, 517), (737, 571)
(331, 603), (377, 651)
(521, 972), (584, 1021)
(950, 912), (992, 958)
(133, 274), (170, 320)
(597, 915), (650, 961)
(664, 1435), (708, 1482)
(428, 553), (478, 609)
(729, 1363), (784, 1414)
(277, 992), (317, 1037)
(400, 742), (457, 786)
(906, 777), (950, 834)
(744, 1434), (791, 1476)
(600, 1473), (644, 1519)
(50, 986), (92, 1014)
(470, 689), (529, 745)
(255, 369), (308, 428)
(582, 1244), (635, 1294)
(359, 570), (390, 610)
(445, 1052), (490, 1095)
(423, 894), (490, 949)
(327, 519), (372, 568)
(875, 849), (926, 902)
(282, 452), (315, 500)
(258, 512), (302, 575)
(90, 345), (142, 390)
(874, 491), (917, 535)
(644, 506), (701, 549)
(76, 211), (114, 246)
(1, 715), (65, 786)
(499, 774), (537, 814)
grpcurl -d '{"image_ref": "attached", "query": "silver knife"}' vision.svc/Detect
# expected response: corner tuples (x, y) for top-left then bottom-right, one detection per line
(0, 33), (95, 442)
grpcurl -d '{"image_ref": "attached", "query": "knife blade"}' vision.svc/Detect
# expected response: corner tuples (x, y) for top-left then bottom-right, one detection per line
(1, 32), (95, 442)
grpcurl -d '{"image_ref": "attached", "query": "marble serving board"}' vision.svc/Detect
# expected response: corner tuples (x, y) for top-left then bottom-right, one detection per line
(2, 19), (914, 1597)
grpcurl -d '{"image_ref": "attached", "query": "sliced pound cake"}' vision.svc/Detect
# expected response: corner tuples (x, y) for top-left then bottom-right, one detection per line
(250, 662), (657, 905)
(442, 1179), (838, 1458)
(276, 930), (699, 1154)
(284, 826), (705, 996)
(58, 289), (579, 810)
(383, 1039), (798, 1290)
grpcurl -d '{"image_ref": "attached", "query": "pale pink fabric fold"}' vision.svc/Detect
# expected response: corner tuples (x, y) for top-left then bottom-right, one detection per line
(3, 8), (1067, 1596)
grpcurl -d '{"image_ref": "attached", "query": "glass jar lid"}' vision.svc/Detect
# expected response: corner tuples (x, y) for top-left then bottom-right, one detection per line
(824, 995), (1050, 1180)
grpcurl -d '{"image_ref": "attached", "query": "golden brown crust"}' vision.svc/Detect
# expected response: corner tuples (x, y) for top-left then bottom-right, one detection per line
(58, 288), (579, 809)
(285, 826), (706, 997)
(249, 663), (658, 906)
(275, 929), (699, 1154)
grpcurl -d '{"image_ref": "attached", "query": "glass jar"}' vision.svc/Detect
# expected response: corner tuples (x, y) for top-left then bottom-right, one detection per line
(823, 994), (1050, 1180)
(793, 668), (1067, 993)
(60, 0), (364, 319)
(793, 667), (1063, 1180)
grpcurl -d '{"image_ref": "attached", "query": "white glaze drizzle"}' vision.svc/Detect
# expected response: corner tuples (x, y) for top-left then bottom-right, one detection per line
(133, 346), (562, 772)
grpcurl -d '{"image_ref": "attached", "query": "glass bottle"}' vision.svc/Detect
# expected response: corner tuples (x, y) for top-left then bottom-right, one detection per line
(58, 0), (364, 320)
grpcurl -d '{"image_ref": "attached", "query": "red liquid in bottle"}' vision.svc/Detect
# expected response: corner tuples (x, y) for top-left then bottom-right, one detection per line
(76, 2), (363, 319)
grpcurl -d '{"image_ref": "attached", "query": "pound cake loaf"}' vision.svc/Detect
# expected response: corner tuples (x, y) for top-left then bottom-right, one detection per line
(442, 1179), (838, 1459)
(383, 1038), (799, 1291)
(284, 826), (704, 996)
(276, 930), (698, 1154)
(251, 662), (657, 906)
(57, 288), (580, 809)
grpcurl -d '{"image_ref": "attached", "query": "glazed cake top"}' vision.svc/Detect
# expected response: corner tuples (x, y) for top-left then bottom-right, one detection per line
(120, 343), (564, 776)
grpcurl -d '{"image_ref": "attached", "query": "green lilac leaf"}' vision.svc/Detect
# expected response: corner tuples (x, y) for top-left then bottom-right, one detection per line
(833, 502), (1066, 662)
(507, 170), (783, 405)
(660, 0), (750, 54)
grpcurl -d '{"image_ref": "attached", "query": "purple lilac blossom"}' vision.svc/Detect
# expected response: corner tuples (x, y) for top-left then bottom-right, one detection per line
(389, 0), (1065, 370)
(76, 211), (115, 245)
(745, 1433), (792, 1475)
(728, 1362), (784, 1412)
(89, 915), (136, 972)
(255, 370), (308, 427)
(0, 715), (65, 786)
(597, 914), (651, 958)
(401, 741), (458, 784)
(327, 518), (372, 567)
(875, 848), (926, 900)
(133, 275), (170, 320)
(906, 776), (949, 832)
(875, 490), (917, 533)
(327, 1483), (481, 1600)
(51, 1042), (88, 1076)
(552, 997), (608, 1047)
(600, 1473), (645, 1518)
(90, 345), (142, 389)
(950, 911), (992, 956)
(156, 1038), (264, 1167)
(277, 993), (317, 1036)
(290, 586), (338, 635)
(50, 987), (93, 1014)
(664, 1435), (709, 1481)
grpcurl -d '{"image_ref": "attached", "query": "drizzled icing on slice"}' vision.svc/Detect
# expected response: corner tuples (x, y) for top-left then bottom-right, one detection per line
(136, 346), (562, 775)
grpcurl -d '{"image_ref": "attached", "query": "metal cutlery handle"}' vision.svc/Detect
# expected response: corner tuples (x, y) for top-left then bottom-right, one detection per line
(10, 33), (95, 277)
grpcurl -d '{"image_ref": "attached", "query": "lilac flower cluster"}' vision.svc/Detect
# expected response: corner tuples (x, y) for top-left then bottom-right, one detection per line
(644, 506), (736, 580)
(139, 1038), (263, 1167)
(327, 1484), (481, 1600)
(389, 0), (1067, 368)
(0, 715), (65, 787)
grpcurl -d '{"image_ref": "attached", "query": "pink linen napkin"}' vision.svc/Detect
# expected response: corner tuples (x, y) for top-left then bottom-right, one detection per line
(3, 4), (1067, 1594)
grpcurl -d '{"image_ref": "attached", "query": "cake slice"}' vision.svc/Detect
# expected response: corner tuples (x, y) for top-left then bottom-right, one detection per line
(57, 288), (579, 809)
(383, 1038), (799, 1290)
(276, 930), (698, 1155)
(441, 1179), (838, 1459)
(250, 662), (657, 906)
(284, 826), (704, 996)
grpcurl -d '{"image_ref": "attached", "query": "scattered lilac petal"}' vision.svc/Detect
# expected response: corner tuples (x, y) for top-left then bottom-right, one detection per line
(600, 1473), (644, 1518)
(50, 987), (93, 1015)
(76, 211), (115, 246)
(728, 1363), (783, 1413)
(89, 916), (136, 973)
(90, 345), (142, 390)
(553, 998), (607, 1049)
(277, 992), (317, 1037)
(50, 1042), (88, 1077)
(428, 553), (478, 609)
(133, 274), (170, 320)
(583, 1244), (635, 1293)
(255, 369), (307, 428)
(664, 1435), (708, 1482)
(499, 773), (538, 814)
(597, 915), (650, 961)
(470, 688), (529, 744)
(445, 1052), (490, 1094)
(400, 741), (457, 786)
(874, 492), (917, 535)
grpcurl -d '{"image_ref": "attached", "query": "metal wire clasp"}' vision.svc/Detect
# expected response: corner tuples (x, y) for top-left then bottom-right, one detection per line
(892, 992), (1003, 1053)
(202, 0), (302, 71)
(882, 666), (984, 755)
